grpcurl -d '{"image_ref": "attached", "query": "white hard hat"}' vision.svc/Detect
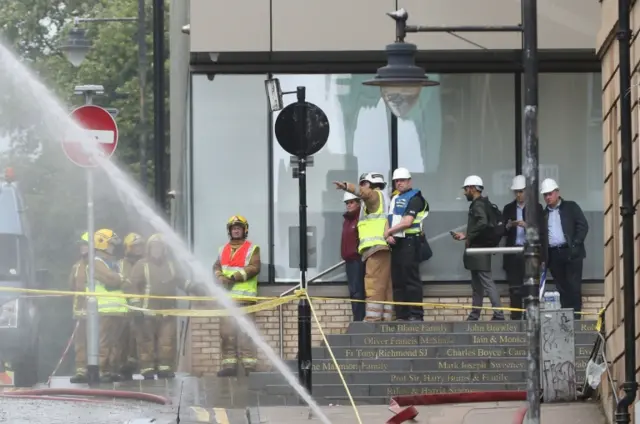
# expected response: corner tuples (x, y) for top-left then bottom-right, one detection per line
(510, 175), (526, 191)
(359, 172), (387, 189)
(392, 168), (412, 180)
(343, 191), (359, 202)
(540, 178), (559, 194)
(462, 175), (484, 188)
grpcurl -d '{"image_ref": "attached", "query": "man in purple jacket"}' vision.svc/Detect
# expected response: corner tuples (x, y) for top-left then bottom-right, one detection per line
(341, 191), (365, 321)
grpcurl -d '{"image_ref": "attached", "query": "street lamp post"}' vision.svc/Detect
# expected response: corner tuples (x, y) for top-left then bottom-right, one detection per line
(363, 4), (541, 423)
(60, 12), (151, 201)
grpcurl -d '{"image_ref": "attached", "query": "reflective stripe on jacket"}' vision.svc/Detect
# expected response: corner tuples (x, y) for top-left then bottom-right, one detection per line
(218, 241), (258, 298)
(357, 190), (388, 253)
(388, 189), (428, 236)
(86, 257), (128, 315)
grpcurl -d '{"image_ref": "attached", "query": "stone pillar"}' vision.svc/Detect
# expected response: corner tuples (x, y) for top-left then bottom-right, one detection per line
(541, 308), (577, 402)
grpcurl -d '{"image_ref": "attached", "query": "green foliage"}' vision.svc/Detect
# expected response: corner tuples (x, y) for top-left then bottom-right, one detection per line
(0, 0), (170, 377)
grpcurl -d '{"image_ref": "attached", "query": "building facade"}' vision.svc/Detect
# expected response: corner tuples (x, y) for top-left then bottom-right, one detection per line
(597, 1), (640, 422)
(170, 0), (609, 386)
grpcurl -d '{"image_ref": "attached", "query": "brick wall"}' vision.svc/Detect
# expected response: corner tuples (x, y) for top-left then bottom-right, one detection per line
(189, 294), (605, 376)
(598, 1), (640, 423)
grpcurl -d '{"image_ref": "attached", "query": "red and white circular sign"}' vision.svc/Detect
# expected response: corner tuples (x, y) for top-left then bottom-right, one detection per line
(62, 105), (119, 168)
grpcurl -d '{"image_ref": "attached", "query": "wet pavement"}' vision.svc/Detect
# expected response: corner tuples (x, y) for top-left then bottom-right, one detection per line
(0, 375), (608, 423)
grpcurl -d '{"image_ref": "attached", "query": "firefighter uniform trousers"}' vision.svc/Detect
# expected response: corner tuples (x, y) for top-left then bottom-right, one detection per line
(358, 189), (394, 322)
(364, 250), (393, 321)
(137, 316), (177, 374)
(220, 303), (257, 371)
(74, 319), (86, 375)
(99, 315), (128, 375)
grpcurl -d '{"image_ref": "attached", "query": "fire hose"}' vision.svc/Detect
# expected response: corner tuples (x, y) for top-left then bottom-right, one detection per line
(0, 388), (170, 405)
(386, 391), (528, 424)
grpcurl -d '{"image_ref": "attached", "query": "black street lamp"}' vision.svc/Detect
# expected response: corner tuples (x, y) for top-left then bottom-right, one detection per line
(59, 27), (92, 68)
(364, 5), (545, 424)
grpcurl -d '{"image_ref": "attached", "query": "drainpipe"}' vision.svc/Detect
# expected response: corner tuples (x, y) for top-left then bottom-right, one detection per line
(615, 0), (638, 422)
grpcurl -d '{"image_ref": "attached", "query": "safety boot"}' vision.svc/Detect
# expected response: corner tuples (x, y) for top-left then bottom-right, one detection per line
(99, 373), (114, 384)
(141, 368), (156, 380)
(217, 366), (237, 377)
(70, 371), (87, 384)
(157, 369), (175, 379)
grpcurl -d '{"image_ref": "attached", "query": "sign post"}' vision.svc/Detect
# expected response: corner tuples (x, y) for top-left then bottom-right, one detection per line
(62, 92), (118, 386)
(273, 86), (330, 398)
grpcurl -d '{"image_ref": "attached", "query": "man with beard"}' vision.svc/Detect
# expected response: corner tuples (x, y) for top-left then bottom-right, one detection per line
(118, 233), (145, 380)
(69, 232), (89, 384)
(128, 234), (204, 379)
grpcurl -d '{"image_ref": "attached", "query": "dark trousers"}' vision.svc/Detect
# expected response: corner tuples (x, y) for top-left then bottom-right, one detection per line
(345, 259), (365, 321)
(505, 254), (525, 320)
(548, 246), (583, 318)
(391, 236), (424, 320)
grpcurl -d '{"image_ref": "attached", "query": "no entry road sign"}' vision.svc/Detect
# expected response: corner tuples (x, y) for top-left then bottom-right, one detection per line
(62, 105), (119, 168)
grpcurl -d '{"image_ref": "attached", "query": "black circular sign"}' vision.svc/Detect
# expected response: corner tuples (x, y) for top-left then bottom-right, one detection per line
(274, 101), (330, 157)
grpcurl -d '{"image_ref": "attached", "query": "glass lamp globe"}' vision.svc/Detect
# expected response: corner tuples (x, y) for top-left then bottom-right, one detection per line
(380, 85), (422, 118)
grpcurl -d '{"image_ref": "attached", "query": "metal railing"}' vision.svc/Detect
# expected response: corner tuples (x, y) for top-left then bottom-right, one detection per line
(278, 260), (345, 357)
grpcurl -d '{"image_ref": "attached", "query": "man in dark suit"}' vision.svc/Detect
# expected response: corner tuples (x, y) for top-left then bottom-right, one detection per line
(540, 178), (589, 318)
(501, 175), (546, 320)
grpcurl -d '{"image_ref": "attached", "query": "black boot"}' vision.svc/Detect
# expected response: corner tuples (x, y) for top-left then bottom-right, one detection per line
(157, 369), (175, 379)
(70, 373), (87, 384)
(141, 369), (156, 380)
(217, 367), (237, 377)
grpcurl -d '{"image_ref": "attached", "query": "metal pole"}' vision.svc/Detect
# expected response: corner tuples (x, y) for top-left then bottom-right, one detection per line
(152, 0), (166, 209)
(615, 0), (638, 421)
(465, 247), (525, 255)
(138, 0), (148, 190)
(522, 0), (541, 422)
(296, 86), (312, 396)
(83, 90), (99, 386)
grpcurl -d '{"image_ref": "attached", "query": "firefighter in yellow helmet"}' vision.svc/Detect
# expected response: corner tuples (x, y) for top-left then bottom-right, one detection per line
(118, 233), (145, 380)
(213, 215), (261, 377)
(90, 228), (129, 383)
(69, 232), (89, 384)
(127, 233), (205, 379)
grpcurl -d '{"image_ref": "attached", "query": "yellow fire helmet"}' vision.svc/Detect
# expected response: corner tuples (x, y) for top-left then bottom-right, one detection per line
(94, 229), (121, 252)
(123, 232), (144, 252)
(227, 215), (248, 238)
(147, 233), (164, 245)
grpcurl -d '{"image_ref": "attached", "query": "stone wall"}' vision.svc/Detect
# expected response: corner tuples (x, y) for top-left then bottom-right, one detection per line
(189, 294), (605, 376)
(598, 1), (640, 423)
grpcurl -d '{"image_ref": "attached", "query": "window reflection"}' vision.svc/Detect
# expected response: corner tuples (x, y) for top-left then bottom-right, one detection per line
(272, 74), (391, 281)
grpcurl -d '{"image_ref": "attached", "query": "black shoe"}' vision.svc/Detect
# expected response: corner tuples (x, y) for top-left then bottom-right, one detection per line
(157, 370), (175, 379)
(99, 374), (114, 384)
(70, 373), (87, 384)
(120, 372), (133, 381)
(466, 316), (479, 321)
(408, 316), (423, 322)
(491, 315), (505, 321)
(141, 370), (155, 380)
(217, 367), (237, 377)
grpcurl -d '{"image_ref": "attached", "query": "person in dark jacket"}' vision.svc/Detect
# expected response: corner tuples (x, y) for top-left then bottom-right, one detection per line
(341, 191), (365, 321)
(451, 175), (504, 321)
(540, 178), (588, 318)
(502, 175), (546, 319)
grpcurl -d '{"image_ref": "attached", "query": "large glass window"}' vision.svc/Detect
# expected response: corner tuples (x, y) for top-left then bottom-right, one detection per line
(537, 73), (603, 279)
(191, 74), (270, 280)
(272, 74), (391, 281)
(398, 74), (516, 281)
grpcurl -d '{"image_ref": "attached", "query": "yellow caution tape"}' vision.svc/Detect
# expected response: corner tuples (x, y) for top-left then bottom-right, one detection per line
(0, 286), (602, 317)
(595, 307), (605, 332)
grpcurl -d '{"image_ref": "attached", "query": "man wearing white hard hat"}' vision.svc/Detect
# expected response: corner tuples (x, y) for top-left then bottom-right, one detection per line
(451, 175), (504, 321)
(340, 191), (365, 321)
(501, 175), (545, 319)
(334, 173), (393, 322)
(540, 178), (589, 318)
(385, 167), (429, 321)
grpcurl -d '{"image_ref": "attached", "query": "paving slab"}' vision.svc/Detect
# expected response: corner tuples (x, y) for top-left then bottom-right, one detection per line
(253, 401), (606, 424)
